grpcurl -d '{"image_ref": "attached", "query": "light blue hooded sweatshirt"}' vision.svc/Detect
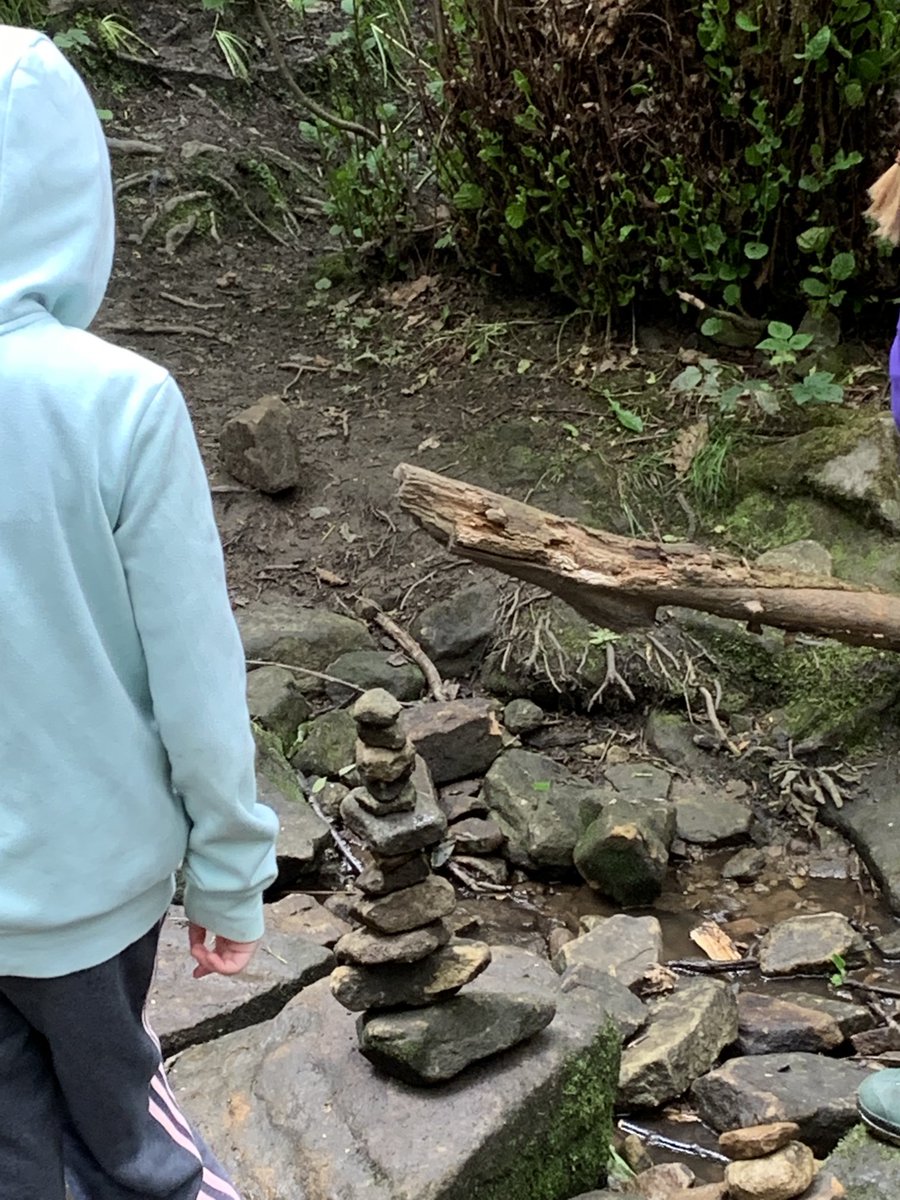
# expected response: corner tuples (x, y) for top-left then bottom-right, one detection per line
(0, 28), (279, 978)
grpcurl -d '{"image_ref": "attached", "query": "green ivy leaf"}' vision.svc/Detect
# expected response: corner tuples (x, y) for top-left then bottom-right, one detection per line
(744, 241), (769, 260)
(800, 26), (831, 61)
(453, 182), (484, 211)
(797, 226), (832, 254)
(829, 251), (856, 281)
(504, 199), (527, 229)
(701, 316), (726, 338)
(801, 277), (830, 297)
(767, 321), (794, 341)
(735, 11), (760, 31)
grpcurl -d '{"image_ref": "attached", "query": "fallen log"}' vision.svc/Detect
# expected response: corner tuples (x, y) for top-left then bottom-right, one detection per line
(393, 463), (900, 653)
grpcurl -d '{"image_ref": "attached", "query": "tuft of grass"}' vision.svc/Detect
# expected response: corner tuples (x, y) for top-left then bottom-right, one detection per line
(213, 26), (251, 80)
(689, 429), (735, 510)
(0, 0), (46, 25)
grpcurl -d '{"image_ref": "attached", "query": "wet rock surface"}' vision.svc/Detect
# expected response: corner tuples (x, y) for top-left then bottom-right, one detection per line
(672, 778), (752, 846)
(149, 909), (333, 1055)
(758, 912), (865, 976)
(169, 968), (620, 1200)
(618, 977), (738, 1108)
(406, 698), (504, 784)
(553, 914), (663, 988)
(737, 993), (845, 1055)
(692, 1053), (872, 1154)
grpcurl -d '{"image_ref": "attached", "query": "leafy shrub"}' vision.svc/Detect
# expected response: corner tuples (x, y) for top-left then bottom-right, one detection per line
(426, 0), (900, 317)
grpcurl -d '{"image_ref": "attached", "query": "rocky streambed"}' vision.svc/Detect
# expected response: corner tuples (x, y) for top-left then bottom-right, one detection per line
(153, 590), (900, 1200)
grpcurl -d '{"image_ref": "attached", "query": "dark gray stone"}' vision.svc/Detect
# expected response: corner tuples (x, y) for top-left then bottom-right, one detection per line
(406, 699), (504, 785)
(255, 729), (329, 882)
(341, 777), (447, 856)
(875, 926), (900, 958)
(574, 795), (675, 906)
(449, 817), (505, 855)
(412, 583), (497, 676)
(484, 749), (611, 869)
(553, 914), (663, 989)
(672, 779), (752, 847)
(352, 687), (403, 727)
(148, 909), (333, 1056)
(559, 965), (648, 1043)
(219, 395), (300, 493)
(330, 941), (492, 1011)
(168, 958), (621, 1200)
(723, 847), (768, 882)
(357, 945), (558, 1083)
(356, 852), (431, 896)
(737, 992), (844, 1055)
(692, 1053), (873, 1155)
(503, 699), (544, 736)
(604, 763), (672, 802)
(786, 992), (875, 1039)
(335, 921), (450, 966)
(352, 875), (457, 934)
(313, 779), (350, 821)
(325, 650), (425, 705)
(644, 710), (712, 772)
(290, 709), (357, 779)
(238, 602), (375, 691)
(246, 665), (311, 744)
(759, 912), (865, 976)
(619, 978), (739, 1108)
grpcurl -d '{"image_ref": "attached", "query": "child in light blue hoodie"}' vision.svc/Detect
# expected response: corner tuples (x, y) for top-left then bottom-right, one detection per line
(0, 28), (278, 1200)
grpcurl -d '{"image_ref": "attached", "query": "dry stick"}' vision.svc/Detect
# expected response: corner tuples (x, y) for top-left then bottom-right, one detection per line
(842, 978), (900, 1001)
(246, 658), (365, 694)
(616, 1120), (731, 1166)
(100, 321), (232, 346)
(668, 957), (758, 974)
(306, 792), (363, 874)
(446, 860), (509, 895)
(161, 292), (226, 312)
(253, 0), (379, 145)
(354, 597), (446, 702)
(203, 172), (293, 248)
(698, 684), (741, 756)
(106, 137), (164, 156)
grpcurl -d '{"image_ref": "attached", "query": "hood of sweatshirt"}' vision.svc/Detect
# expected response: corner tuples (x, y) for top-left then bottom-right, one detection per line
(0, 27), (114, 330)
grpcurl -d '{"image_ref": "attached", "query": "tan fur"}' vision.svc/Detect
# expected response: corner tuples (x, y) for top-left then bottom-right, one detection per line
(865, 155), (900, 244)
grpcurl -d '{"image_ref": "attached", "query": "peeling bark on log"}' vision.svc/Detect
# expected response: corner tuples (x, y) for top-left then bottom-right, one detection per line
(394, 463), (900, 653)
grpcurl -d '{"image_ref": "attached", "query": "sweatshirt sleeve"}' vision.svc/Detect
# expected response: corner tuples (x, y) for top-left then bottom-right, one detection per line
(113, 376), (279, 943)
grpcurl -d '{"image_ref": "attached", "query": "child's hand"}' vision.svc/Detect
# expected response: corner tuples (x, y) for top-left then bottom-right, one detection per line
(188, 923), (260, 979)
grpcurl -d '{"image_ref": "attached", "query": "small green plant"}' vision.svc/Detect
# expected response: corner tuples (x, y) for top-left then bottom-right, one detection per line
(213, 26), (251, 80)
(829, 952), (848, 989)
(96, 13), (155, 57)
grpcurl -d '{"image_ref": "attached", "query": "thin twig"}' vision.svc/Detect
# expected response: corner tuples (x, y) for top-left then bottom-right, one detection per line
(668, 957), (758, 974)
(306, 791), (363, 874)
(354, 597), (446, 701)
(616, 1120), (730, 1165)
(161, 292), (226, 312)
(247, 659), (365, 694)
(253, 0), (379, 144)
(446, 860), (509, 894)
(100, 321), (233, 346)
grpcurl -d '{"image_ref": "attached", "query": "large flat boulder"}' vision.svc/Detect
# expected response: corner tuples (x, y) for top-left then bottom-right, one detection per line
(148, 909), (333, 1056)
(553, 914), (662, 989)
(692, 1053), (873, 1155)
(169, 952), (621, 1200)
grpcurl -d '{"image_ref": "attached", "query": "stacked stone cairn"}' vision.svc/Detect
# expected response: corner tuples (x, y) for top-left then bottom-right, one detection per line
(331, 688), (553, 1084)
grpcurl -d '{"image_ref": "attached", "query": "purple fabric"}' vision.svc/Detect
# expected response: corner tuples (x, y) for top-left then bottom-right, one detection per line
(891, 314), (900, 430)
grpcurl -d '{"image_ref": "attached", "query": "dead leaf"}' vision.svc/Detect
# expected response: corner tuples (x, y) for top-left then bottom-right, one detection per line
(308, 506), (331, 520)
(689, 920), (742, 962)
(417, 434), (442, 453)
(315, 567), (348, 587)
(338, 523), (359, 544)
(636, 963), (678, 997)
(668, 419), (709, 477)
(386, 275), (436, 308)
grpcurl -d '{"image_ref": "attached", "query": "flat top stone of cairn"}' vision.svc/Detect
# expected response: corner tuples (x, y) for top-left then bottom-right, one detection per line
(353, 689), (402, 728)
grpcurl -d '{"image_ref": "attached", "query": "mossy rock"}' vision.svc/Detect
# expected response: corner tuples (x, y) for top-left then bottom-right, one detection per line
(735, 413), (900, 533)
(290, 709), (357, 779)
(826, 1122), (900, 1199)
